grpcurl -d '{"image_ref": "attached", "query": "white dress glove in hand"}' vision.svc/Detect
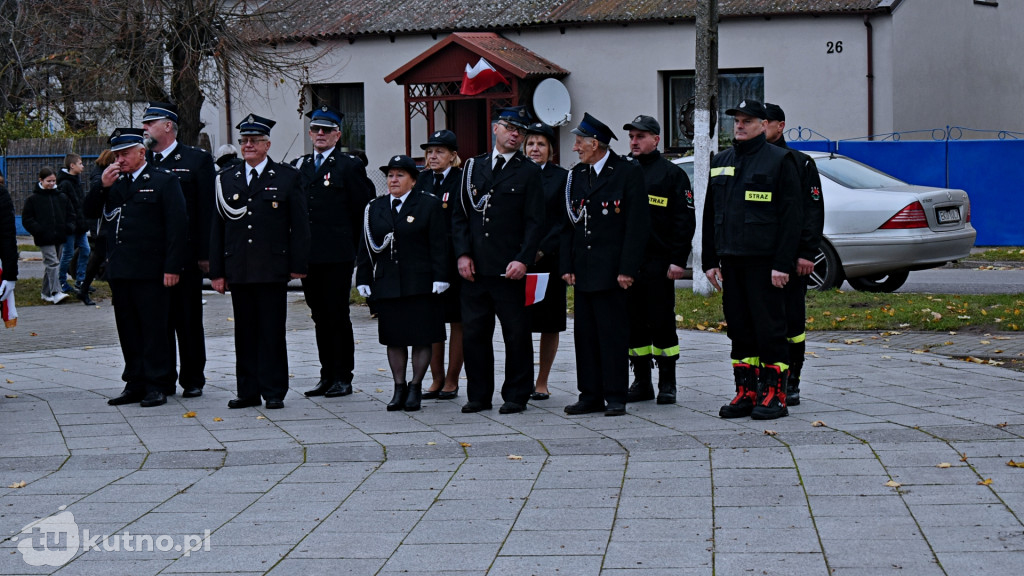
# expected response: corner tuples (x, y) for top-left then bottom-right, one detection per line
(0, 280), (14, 300)
(357, 285), (372, 298)
(432, 282), (450, 294)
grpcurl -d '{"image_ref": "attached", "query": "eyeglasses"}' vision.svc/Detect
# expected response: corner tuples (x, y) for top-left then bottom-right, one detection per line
(238, 137), (268, 146)
(498, 121), (522, 134)
(311, 127), (336, 134)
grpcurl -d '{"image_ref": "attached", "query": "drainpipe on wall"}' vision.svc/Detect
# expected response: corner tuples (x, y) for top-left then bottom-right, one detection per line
(223, 57), (233, 147)
(864, 16), (874, 140)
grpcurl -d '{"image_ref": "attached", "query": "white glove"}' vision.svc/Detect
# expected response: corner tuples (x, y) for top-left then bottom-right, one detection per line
(357, 285), (372, 298)
(432, 281), (450, 294)
(0, 280), (14, 300)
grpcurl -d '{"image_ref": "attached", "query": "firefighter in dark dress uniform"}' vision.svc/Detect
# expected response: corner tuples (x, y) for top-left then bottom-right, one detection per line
(765, 103), (825, 407)
(415, 130), (464, 400)
(141, 101), (214, 398)
(702, 100), (803, 421)
(452, 106), (545, 415)
(622, 115), (695, 405)
(560, 113), (650, 417)
(84, 128), (188, 408)
(209, 114), (310, 410)
(291, 105), (375, 400)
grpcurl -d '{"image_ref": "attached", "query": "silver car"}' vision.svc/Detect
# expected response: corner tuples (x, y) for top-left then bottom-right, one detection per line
(673, 152), (976, 292)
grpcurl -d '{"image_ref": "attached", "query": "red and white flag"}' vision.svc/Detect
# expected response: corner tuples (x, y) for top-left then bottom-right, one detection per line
(0, 261), (16, 329)
(524, 273), (549, 306)
(460, 58), (508, 96)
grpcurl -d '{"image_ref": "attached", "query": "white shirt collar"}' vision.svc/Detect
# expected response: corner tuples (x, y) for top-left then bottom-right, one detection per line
(492, 149), (514, 167)
(591, 149), (610, 175)
(246, 158), (270, 182)
(153, 140), (178, 158)
(391, 190), (412, 212)
(131, 163), (147, 181)
(314, 147), (334, 160)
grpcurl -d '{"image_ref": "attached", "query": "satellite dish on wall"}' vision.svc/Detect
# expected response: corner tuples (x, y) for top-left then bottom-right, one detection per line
(532, 79), (572, 127)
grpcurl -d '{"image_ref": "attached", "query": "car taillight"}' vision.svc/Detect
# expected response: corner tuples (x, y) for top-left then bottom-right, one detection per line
(880, 201), (928, 229)
(966, 200), (971, 222)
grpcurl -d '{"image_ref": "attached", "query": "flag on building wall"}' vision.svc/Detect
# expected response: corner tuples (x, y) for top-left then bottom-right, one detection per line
(460, 58), (508, 95)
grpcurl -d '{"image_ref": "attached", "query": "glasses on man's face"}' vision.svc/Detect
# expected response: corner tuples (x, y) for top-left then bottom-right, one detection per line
(311, 127), (336, 134)
(498, 122), (522, 134)
(238, 137), (268, 146)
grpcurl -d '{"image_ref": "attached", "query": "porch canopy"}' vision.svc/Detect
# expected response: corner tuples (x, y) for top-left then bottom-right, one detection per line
(385, 32), (568, 158)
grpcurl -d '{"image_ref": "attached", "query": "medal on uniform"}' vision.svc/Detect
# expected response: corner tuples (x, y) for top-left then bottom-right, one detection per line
(601, 201), (609, 215)
(232, 194), (239, 200)
(406, 215), (415, 223)
(442, 192), (449, 209)
(614, 200), (621, 213)
(324, 173), (331, 187)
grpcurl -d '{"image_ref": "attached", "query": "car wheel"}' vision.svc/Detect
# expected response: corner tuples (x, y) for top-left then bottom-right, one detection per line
(847, 270), (910, 293)
(807, 243), (841, 291)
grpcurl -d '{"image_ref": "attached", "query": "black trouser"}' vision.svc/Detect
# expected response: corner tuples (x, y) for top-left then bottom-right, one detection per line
(574, 287), (629, 408)
(109, 278), (175, 395)
(461, 276), (533, 406)
(721, 257), (788, 366)
(784, 274), (807, 371)
(626, 260), (680, 360)
(168, 263), (206, 390)
(301, 261), (355, 382)
(230, 283), (289, 402)
(82, 237), (105, 287)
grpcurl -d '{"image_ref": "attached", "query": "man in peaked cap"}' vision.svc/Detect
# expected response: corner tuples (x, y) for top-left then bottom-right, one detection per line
(452, 105), (545, 415)
(764, 102), (824, 408)
(622, 114), (695, 406)
(209, 114), (310, 410)
(83, 128), (188, 408)
(290, 104), (374, 400)
(560, 112), (650, 417)
(702, 99), (803, 421)
(141, 100), (215, 399)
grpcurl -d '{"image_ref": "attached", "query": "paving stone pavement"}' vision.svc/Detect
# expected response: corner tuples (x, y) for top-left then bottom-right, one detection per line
(0, 294), (1023, 575)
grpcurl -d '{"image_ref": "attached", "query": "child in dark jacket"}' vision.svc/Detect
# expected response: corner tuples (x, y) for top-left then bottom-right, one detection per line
(22, 166), (75, 303)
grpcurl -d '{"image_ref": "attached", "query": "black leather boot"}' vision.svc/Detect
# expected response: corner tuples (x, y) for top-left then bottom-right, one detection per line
(387, 383), (409, 412)
(655, 357), (677, 405)
(751, 364), (789, 420)
(787, 360), (802, 406)
(720, 363), (758, 419)
(626, 357), (655, 403)
(404, 383), (422, 412)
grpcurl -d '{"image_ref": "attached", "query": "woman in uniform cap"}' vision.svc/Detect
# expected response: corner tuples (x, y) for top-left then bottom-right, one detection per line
(416, 130), (464, 400)
(523, 122), (568, 400)
(356, 155), (449, 411)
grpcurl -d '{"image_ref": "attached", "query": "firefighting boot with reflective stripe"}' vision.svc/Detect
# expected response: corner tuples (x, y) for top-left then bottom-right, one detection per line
(627, 357), (655, 403)
(751, 364), (789, 420)
(787, 359), (803, 406)
(655, 357), (677, 404)
(719, 362), (758, 418)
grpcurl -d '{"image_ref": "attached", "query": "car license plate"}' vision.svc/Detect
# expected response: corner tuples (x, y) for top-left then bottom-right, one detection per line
(937, 207), (961, 223)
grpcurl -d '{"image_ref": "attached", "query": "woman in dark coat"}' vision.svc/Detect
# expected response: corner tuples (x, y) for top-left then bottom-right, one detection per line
(415, 130), (464, 400)
(356, 155), (448, 411)
(524, 122), (569, 400)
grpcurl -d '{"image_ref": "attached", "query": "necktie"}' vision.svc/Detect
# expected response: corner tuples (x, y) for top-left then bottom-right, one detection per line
(249, 168), (258, 190)
(154, 153), (163, 163)
(433, 172), (444, 191)
(391, 197), (401, 218)
(493, 155), (506, 175)
(315, 153), (323, 171)
(588, 166), (596, 188)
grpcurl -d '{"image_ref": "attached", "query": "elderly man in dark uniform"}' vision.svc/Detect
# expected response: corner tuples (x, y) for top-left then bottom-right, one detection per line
(141, 101), (215, 399)
(290, 105), (375, 400)
(84, 128), (188, 408)
(210, 114), (310, 410)
(452, 106), (545, 414)
(561, 113), (650, 416)
(622, 115), (695, 405)
(764, 102), (825, 408)
(703, 99), (803, 421)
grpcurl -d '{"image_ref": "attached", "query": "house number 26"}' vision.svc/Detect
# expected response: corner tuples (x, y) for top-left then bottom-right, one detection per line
(827, 41), (844, 54)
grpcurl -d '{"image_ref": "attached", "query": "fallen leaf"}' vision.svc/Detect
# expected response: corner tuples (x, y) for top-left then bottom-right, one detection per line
(212, 417), (223, 422)
(7, 481), (26, 489)
(931, 312), (942, 320)
(460, 442), (471, 447)
(62, 368), (69, 372)
(844, 338), (863, 344)
(948, 331), (957, 336)
(227, 317), (234, 322)
(0, 364), (4, 369)
(83, 346), (94, 350)
(4, 394), (16, 398)
(978, 478), (993, 486)
(1006, 460), (1024, 468)
(993, 336), (1011, 340)
(182, 411), (196, 418)
(811, 420), (826, 427)
(375, 388), (384, 393)
(426, 441), (436, 445)
(996, 422), (1008, 428)
(30, 332), (37, 336)
(960, 454), (969, 462)
(5, 379), (12, 383)
(994, 349), (1004, 354)
(881, 355), (893, 360)
(256, 415), (267, 420)
(826, 347), (842, 351)
(507, 454), (523, 460)
(885, 480), (901, 488)
(911, 350), (927, 354)
(980, 340), (991, 345)
(377, 368), (387, 372)
(763, 430), (778, 436)
(936, 463), (952, 468)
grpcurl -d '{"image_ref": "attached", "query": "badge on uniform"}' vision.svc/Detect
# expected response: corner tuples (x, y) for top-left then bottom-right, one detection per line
(601, 201), (608, 215)
(442, 192), (449, 209)
(272, 201), (279, 208)
(232, 194), (239, 200)
(406, 215), (415, 223)
(614, 200), (621, 213)
(324, 173), (331, 187)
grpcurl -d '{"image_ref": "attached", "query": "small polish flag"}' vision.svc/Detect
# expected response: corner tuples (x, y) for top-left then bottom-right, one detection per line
(459, 58), (509, 96)
(525, 273), (549, 306)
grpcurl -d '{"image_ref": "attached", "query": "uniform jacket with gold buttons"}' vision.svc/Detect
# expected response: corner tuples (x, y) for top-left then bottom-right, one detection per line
(292, 148), (374, 264)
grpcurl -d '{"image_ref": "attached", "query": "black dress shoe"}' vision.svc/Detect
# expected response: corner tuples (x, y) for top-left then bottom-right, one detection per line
(461, 401), (492, 413)
(264, 399), (285, 409)
(530, 391), (550, 401)
(78, 290), (96, 306)
(421, 388), (441, 400)
(604, 405), (627, 417)
(564, 401), (606, 415)
(182, 387), (203, 398)
(140, 391), (167, 407)
(499, 401), (526, 414)
(304, 379), (333, 397)
(108, 391), (143, 406)
(228, 397), (262, 409)
(437, 385), (460, 400)
(324, 381), (353, 398)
